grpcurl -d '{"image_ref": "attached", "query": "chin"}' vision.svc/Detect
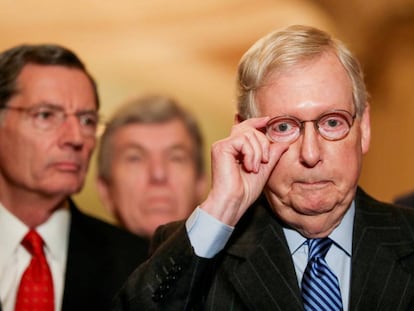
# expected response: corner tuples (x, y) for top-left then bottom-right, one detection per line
(296, 203), (336, 217)
(41, 182), (83, 196)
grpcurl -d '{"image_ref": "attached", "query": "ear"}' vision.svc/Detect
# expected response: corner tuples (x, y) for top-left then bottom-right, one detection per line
(360, 103), (371, 154)
(96, 177), (115, 215)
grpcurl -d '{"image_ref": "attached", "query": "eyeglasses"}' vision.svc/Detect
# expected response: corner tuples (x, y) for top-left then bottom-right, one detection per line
(265, 109), (356, 143)
(0, 104), (99, 137)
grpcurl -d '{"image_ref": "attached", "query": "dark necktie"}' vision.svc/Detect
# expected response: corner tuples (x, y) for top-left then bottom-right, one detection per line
(15, 229), (54, 311)
(301, 238), (343, 311)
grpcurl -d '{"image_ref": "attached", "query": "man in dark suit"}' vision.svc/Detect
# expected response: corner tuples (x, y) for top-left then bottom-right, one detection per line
(0, 44), (148, 310)
(113, 25), (414, 310)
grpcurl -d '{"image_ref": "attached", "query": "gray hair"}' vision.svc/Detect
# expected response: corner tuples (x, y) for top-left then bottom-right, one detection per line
(0, 43), (99, 111)
(237, 24), (368, 119)
(97, 95), (204, 182)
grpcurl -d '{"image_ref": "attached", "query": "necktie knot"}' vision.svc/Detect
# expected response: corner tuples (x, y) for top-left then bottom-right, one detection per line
(21, 229), (45, 257)
(307, 238), (332, 260)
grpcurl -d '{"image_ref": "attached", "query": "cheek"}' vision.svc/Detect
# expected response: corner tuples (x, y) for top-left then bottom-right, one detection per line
(336, 140), (363, 181)
(172, 168), (199, 188)
(115, 173), (146, 193)
(83, 139), (96, 158)
(266, 151), (295, 187)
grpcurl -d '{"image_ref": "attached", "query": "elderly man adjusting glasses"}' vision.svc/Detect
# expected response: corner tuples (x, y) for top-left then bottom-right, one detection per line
(113, 25), (414, 311)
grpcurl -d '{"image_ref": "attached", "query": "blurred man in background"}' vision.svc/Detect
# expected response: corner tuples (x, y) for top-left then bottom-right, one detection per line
(97, 95), (207, 239)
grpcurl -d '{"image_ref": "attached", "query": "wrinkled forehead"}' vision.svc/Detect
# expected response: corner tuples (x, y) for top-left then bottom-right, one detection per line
(14, 64), (98, 111)
(255, 53), (354, 117)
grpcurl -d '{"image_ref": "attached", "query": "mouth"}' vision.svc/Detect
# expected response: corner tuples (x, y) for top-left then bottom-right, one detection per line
(294, 180), (331, 189)
(146, 195), (174, 209)
(53, 161), (82, 172)
(148, 196), (172, 205)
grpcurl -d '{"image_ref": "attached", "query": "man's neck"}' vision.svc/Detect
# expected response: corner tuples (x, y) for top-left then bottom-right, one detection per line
(0, 188), (68, 228)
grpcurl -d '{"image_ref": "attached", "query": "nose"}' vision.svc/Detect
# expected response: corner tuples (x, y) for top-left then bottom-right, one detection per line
(59, 115), (85, 150)
(149, 156), (168, 183)
(298, 122), (321, 167)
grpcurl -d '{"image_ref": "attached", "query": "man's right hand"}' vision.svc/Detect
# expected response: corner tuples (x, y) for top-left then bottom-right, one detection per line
(200, 117), (289, 226)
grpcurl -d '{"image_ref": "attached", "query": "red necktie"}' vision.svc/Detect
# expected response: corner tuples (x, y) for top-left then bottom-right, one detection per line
(15, 229), (54, 311)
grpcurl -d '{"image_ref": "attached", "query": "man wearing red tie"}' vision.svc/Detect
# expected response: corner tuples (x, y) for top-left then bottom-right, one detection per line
(0, 44), (148, 311)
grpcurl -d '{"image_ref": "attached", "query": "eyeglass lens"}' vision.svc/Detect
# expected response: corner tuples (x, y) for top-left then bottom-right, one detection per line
(266, 110), (354, 143)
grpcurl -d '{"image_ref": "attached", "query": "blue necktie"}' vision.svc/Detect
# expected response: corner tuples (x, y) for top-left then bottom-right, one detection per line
(301, 238), (343, 311)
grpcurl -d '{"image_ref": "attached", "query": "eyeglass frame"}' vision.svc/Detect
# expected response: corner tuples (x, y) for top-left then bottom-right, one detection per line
(0, 104), (100, 137)
(265, 109), (357, 143)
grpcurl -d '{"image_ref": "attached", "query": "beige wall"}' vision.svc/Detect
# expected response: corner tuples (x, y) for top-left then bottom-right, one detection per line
(1, 0), (413, 223)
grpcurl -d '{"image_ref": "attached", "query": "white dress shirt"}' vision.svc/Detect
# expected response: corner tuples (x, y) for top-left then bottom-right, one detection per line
(0, 202), (70, 311)
(186, 201), (355, 311)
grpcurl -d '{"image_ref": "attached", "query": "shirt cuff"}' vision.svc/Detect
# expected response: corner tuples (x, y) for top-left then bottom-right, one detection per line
(185, 207), (234, 258)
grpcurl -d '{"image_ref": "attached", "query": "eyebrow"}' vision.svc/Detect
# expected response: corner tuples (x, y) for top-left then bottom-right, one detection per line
(33, 101), (98, 114)
(120, 143), (193, 157)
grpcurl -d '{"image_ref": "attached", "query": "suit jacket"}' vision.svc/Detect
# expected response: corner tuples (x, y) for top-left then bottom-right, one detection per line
(394, 191), (414, 208)
(62, 199), (149, 311)
(114, 188), (414, 310)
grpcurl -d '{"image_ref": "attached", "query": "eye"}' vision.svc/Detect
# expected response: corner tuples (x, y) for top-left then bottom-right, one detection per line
(166, 147), (193, 165)
(123, 149), (145, 163)
(318, 114), (348, 131)
(317, 112), (352, 140)
(266, 117), (301, 143)
(268, 118), (298, 134)
(125, 154), (143, 162)
(79, 113), (98, 128)
(276, 122), (292, 132)
(169, 151), (190, 163)
(32, 107), (58, 121)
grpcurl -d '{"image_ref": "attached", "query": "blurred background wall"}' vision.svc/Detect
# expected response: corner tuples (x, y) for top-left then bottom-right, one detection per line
(2, 0), (414, 223)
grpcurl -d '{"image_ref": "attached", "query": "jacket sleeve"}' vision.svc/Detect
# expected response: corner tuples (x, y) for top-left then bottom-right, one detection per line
(112, 221), (213, 311)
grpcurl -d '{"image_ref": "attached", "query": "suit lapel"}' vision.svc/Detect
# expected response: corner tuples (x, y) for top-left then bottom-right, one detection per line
(222, 199), (303, 311)
(61, 201), (110, 311)
(350, 189), (414, 310)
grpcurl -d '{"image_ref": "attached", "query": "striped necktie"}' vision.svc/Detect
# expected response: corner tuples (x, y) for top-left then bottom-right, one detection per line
(301, 238), (343, 311)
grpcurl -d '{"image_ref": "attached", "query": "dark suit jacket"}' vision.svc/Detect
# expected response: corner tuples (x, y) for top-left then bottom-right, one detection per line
(62, 199), (149, 311)
(113, 188), (414, 310)
(394, 192), (414, 208)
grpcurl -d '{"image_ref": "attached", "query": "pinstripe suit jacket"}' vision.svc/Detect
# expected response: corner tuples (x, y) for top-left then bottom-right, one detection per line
(113, 188), (414, 310)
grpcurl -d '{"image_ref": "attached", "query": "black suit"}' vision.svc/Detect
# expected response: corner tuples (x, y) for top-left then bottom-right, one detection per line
(394, 191), (414, 208)
(62, 199), (149, 311)
(114, 188), (414, 310)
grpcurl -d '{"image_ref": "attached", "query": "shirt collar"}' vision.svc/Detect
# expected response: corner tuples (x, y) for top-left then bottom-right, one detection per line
(0, 201), (71, 264)
(36, 204), (71, 262)
(283, 201), (355, 256)
(0, 202), (28, 268)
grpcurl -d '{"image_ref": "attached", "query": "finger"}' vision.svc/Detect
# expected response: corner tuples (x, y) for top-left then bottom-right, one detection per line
(238, 117), (272, 164)
(231, 119), (271, 173)
(248, 130), (269, 172)
(237, 116), (270, 130)
(238, 134), (258, 173)
(267, 141), (290, 168)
